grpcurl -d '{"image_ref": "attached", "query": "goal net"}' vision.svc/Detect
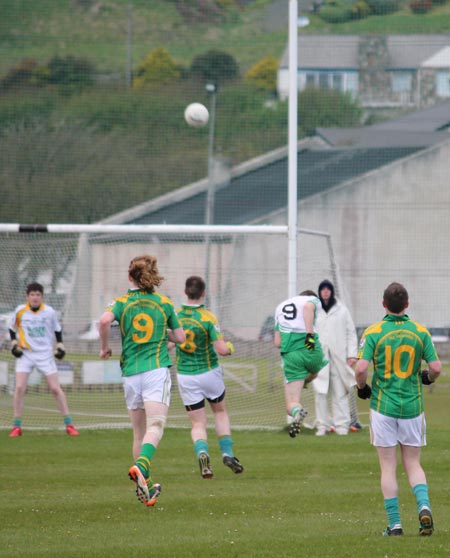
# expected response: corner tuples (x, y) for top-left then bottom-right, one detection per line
(0, 225), (350, 431)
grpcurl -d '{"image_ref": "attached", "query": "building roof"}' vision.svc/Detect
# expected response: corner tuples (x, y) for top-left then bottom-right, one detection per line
(317, 99), (450, 148)
(102, 100), (449, 227)
(279, 34), (450, 70)
(422, 45), (450, 67)
(108, 147), (418, 226)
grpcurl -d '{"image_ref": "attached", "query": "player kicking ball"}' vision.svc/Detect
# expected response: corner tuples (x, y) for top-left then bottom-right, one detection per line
(274, 290), (328, 438)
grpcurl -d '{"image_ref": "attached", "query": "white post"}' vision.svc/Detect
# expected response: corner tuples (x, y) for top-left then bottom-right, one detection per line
(204, 83), (217, 306)
(287, 0), (298, 298)
(288, 3), (309, 298)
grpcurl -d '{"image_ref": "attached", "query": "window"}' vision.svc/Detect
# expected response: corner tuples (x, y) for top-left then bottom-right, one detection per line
(318, 73), (329, 89)
(332, 73), (343, 90)
(436, 71), (450, 97)
(305, 73), (315, 87)
(391, 72), (412, 93)
(299, 71), (358, 96)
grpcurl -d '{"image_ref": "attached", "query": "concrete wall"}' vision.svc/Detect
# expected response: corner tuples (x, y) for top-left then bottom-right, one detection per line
(277, 139), (450, 329)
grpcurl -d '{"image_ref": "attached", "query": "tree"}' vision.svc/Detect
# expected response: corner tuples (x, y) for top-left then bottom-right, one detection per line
(190, 49), (239, 84)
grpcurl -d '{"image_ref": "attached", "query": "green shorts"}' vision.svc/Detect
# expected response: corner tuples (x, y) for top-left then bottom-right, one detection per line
(281, 343), (328, 383)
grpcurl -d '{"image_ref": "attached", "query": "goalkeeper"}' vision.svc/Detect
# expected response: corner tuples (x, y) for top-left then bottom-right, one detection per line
(355, 282), (441, 537)
(172, 275), (244, 479)
(8, 282), (79, 437)
(274, 290), (328, 438)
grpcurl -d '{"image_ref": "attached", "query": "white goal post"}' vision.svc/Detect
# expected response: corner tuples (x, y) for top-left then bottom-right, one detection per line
(0, 222), (349, 432)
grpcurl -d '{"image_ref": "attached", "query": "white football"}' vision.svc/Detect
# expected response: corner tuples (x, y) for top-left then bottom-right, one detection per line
(184, 103), (209, 128)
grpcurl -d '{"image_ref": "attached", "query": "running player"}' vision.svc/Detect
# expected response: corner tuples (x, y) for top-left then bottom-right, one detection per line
(274, 290), (328, 438)
(99, 255), (185, 507)
(355, 282), (441, 536)
(174, 276), (244, 479)
(8, 282), (79, 437)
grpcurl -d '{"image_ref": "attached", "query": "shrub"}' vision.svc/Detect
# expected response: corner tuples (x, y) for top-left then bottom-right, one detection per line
(0, 58), (40, 90)
(298, 87), (362, 135)
(244, 56), (278, 92)
(0, 56), (95, 93)
(365, 0), (402, 14)
(319, 0), (354, 23)
(409, 0), (433, 12)
(190, 49), (239, 84)
(351, 1), (371, 19)
(46, 55), (95, 90)
(133, 48), (180, 89)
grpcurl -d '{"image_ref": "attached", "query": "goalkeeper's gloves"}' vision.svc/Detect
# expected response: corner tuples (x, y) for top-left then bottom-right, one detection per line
(11, 340), (23, 358)
(357, 384), (372, 400)
(226, 341), (235, 355)
(54, 342), (66, 360)
(421, 369), (434, 385)
(304, 333), (315, 351)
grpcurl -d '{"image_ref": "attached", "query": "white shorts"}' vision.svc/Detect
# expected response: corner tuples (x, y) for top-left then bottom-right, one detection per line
(15, 351), (58, 376)
(123, 367), (171, 410)
(177, 367), (225, 407)
(370, 409), (426, 448)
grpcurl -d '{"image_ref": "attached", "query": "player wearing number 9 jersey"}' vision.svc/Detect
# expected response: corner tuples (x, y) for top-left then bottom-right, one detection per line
(174, 276), (244, 479)
(274, 290), (328, 437)
(99, 255), (185, 507)
(355, 282), (441, 537)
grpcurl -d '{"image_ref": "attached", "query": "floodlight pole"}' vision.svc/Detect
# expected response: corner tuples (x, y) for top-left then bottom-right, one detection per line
(288, 1), (309, 298)
(204, 82), (217, 306)
(126, 3), (133, 89)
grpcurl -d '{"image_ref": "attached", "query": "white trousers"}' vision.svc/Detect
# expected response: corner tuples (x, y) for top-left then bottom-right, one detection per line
(314, 365), (350, 431)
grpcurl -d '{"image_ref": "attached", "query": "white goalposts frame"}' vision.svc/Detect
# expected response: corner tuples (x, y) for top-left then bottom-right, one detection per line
(0, 222), (343, 432)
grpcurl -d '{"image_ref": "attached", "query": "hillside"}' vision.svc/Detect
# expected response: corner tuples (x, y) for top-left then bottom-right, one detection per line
(1, 0), (450, 224)
(2, 0), (450, 79)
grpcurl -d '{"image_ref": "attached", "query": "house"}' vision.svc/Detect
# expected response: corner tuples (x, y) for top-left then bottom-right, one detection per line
(277, 35), (450, 109)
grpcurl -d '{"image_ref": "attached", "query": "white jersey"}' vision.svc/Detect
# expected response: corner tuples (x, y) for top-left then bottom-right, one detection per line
(275, 295), (321, 334)
(9, 303), (61, 354)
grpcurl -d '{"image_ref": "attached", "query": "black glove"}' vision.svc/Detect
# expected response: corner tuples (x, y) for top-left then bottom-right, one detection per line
(357, 384), (372, 400)
(421, 369), (434, 386)
(304, 333), (315, 351)
(54, 343), (66, 360)
(11, 340), (23, 358)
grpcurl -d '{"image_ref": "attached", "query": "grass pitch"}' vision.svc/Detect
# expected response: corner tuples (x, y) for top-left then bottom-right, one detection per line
(1, 387), (450, 558)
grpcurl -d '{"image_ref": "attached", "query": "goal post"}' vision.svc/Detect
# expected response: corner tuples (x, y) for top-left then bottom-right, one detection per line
(0, 223), (346, 431)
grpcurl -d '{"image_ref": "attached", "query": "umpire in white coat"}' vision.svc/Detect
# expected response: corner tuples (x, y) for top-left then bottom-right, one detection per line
(313, 279), (358, 436)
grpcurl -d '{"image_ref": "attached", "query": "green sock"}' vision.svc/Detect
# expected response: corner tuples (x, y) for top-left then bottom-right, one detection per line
(384, 497), (401, 528)
(13, 417), (22, 427)
(219, 435), (234, 457)
(63, 415), (72, 426)
(413, 483), (431, 512)
(194, 439), (209, 458)
(290, 406), (302, 420)
(136, 443), (156, 479)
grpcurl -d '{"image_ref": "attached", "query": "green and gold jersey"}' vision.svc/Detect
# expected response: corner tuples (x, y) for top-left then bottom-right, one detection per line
(357, 314), (438, 418)
(175, 304), (222, 375)
(106, 289), (181, 377)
